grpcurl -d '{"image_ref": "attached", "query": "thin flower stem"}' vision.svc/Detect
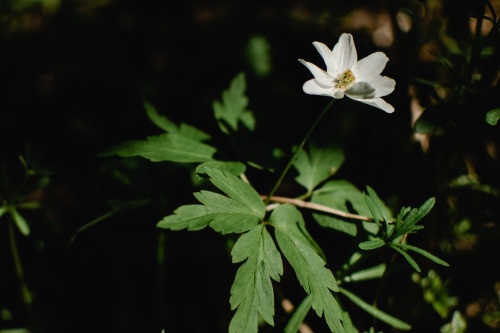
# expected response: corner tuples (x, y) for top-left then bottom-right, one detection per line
(264, 99), (336, 204)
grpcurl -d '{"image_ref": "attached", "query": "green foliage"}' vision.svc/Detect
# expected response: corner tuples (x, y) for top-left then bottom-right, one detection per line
(363, 186), (392, 231)
(196, 161), (246, 177)
(229, 224), (283, 333)
(413, 270), (458, 319)
(5, 1), (500, 332)
(358, 239), (385, 250)
(157, 168), (264, 234)
(342, 310), (360, 333)
(144, 100), (178, 132)
(311, 180), (385, 236)
(284, 296), (312, 333)
(338, 287), (411, 330)
(144, 100), (211, 140)
(341, 189), (447, 274)
(106, 73), (450, 332)
(99, 101), (215, 163)
(342, 263), (386, 283)
(397, 244), (449, 267)
(388, 197), (435, 241)
(390, 245), (422, 272)
(9, 206), (30, 236)
(377, 197), (449, 272)
(70, 199), (150, 243)
(98, 133), (216, 163)
(213, 72), (255, 133)
(293, 145), (345, 193)
(486, 107), (500, 125)
(0, 154), (50, 236)
(270, 204), (344, 333)
(440, 311), (467, 333)
(414, 105), (445, 134)
(246, 35), (272, 77)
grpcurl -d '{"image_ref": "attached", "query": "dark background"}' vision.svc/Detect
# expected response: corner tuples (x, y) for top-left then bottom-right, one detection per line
(1, 0), (499, 332)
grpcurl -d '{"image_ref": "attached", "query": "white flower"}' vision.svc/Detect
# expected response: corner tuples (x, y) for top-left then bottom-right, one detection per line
(299, 33), (396, 113)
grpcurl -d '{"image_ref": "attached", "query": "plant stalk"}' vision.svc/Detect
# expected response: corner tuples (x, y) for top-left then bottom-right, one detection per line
(8, 218), (36, 331)
(265, 99), (335, 204)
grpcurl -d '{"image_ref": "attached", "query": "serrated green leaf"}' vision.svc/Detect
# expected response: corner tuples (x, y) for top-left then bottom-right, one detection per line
(159, 168), (264, 234)
(294, 145), (345, 193)
(204, 168), (265, 218)
(390, 244), (421, 272)
(9, 207), (30, 236)
(229, 224), (283, 333)
(157, 205), (213, 231)
(311, 180), (381, 236)
(271, 204), (344, 333)
(196, 161), (246, 177)
(339, 287), (411, 330)
(99, 133), (216, 163)
(358, 239), (385, 250)
(144, 100), (177, 132)
(194, 191), (261, 234)
(144, 101), (211, 141)
(213, 72), (255, 133)
(177, 123), (211, 141)
(486, 107), (500, 126)
(391, 197), (434, 240)
(284, 295), (312, 333)
(364, 186), (391, 224)
(398, 243), (449, 267)
(239, 111), (256, 132)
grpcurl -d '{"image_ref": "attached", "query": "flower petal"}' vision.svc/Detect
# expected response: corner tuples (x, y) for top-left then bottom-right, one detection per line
(345, 82), (376, 99)
(346, 96), (395, 113)
(360, 75), (396, 97)
(298, 59), (332, 86)
(333, 90), (345, 98)
(332, 33), (357, 72)
(351, 52), (389, 80)
(303, 79), (336, 97)
(312, 41), (336, 74)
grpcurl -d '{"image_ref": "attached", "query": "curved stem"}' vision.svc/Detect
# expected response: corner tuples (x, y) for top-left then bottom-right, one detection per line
(265, 99), (336, 204)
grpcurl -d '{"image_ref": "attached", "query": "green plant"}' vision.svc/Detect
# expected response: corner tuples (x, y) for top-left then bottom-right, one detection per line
(101, 33), (450, 331)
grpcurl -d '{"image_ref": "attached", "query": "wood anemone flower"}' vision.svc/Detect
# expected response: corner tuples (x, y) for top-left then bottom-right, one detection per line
(299, 33), (396, 113)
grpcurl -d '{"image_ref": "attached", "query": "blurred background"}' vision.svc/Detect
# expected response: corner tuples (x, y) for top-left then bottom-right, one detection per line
(1, 0), (499, 332)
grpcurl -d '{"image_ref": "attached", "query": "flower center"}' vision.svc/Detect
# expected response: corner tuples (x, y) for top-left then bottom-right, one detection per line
(335, 69), (356, 90)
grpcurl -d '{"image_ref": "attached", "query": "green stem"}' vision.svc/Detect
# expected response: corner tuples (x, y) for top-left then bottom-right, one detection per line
(265, 99), (336, 204)
(336, 250), (376, 282)
(8, 218), (35, 330)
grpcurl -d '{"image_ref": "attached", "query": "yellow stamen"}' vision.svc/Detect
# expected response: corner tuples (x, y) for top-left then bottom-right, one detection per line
(335, 69), (355, 90)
